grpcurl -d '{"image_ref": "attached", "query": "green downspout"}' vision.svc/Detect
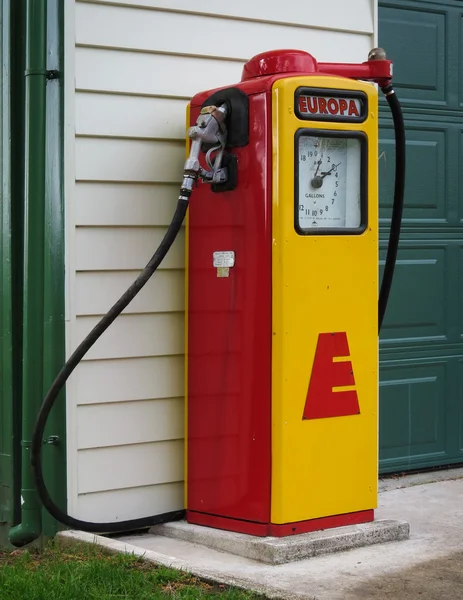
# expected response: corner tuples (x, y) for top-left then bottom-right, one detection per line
(0, 0), (14, 527)
(9, 0), (47, 547)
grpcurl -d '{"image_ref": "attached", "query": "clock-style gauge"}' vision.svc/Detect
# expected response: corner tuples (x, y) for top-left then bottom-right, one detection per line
(295, 130), (367, 234)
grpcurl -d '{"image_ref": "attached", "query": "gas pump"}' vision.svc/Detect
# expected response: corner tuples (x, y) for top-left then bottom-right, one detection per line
(185, 48), (403, 536)
(20, 48), (404, 542)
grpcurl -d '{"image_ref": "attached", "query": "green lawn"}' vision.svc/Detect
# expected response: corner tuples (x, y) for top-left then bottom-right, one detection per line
(0, 542), (264, 600)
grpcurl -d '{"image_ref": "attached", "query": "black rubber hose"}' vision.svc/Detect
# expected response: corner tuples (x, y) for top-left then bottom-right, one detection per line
(31, 195), (190, 533)
(378, 85), (406, 332)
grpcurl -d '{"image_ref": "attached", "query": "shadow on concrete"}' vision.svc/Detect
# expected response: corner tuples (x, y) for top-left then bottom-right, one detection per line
(344, 551), (463, 599)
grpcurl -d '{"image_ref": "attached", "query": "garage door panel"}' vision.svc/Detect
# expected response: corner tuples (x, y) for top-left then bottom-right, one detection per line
(459, 359), (463, 454)
(379, 361), (449, 467)
(459, 15), (463, 109)
(459, 246), (463, 338)
(380, 5), (447, 107)
(459, 130), (463, 223)
(379, 124), (449, 225)
(380, 0), (463, 473)
(379, 245), (449, 344)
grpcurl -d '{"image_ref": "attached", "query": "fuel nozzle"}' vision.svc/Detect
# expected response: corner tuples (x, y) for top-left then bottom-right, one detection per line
(180, 104), (229, 199)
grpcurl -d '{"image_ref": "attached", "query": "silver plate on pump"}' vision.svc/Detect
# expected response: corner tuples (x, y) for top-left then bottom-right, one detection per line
(213, 251), (235, 277)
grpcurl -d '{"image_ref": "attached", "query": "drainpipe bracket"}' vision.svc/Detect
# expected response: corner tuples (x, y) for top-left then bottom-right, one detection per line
(24, 68), (48, 76)
(22, 436), (60, 446)
(24, 69), (60, 79)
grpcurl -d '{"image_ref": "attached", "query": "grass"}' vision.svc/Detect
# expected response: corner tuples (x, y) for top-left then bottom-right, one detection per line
(0, 541), (264, 600)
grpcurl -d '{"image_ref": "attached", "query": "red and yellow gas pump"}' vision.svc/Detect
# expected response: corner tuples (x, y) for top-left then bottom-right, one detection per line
(185, 49), (401, 536)
(26, 48), (404, 543)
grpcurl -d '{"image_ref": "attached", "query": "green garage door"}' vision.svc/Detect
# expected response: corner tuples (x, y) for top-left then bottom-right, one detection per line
(379, 0), (463, 472)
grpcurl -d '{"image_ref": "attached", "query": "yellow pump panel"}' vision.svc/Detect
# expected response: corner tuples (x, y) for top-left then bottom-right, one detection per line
(271, 76), (379, 524)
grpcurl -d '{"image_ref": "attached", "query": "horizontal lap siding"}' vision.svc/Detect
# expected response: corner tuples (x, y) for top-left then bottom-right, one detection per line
(68, 0), (375, 521)
(78, 0), (374, 36)
(75, 270), (184, 315)
(75, 483), (184, 522)
(75, 228), (185, 270)
(73, 357), (184, 405)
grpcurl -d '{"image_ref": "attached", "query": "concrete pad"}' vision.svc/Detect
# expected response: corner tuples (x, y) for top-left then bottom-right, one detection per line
(150, 518), (410, 564)
(57, 475), (463, 600)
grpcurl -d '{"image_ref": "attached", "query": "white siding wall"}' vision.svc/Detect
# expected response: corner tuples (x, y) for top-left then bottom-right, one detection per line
(65, 0), (377, 521)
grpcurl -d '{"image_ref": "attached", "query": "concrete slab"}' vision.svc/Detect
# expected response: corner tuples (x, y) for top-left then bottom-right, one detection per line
(150, 518), (410, 565)
(57, 474), (463, 600)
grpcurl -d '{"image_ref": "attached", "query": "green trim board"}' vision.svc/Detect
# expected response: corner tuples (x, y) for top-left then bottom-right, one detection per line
(40, 0), (67, 537)
(0, 0), (66, 545)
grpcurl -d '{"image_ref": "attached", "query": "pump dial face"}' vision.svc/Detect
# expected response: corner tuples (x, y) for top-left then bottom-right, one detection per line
(296, 132), (364, 232)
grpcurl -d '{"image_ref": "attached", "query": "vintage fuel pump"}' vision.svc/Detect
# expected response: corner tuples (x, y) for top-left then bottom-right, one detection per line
(185, 49), (402, 536)
(19, 48), (404, 543)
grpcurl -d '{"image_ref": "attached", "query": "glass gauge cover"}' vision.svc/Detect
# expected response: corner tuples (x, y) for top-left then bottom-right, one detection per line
(295, 130), (366, 234)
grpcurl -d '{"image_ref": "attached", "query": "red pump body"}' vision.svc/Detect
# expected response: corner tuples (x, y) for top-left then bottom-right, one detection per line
(185, 49), (391, 536)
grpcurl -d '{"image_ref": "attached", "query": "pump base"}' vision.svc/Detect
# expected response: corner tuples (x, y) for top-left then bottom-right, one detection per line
(186, 509), (373, 537)
(151, 517), (409, 564)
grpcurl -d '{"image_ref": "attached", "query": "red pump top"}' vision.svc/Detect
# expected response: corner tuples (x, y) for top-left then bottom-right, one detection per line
(241, 49), (392, 88)
(190, 48), (393, 107)
(241, 49), (318, 80)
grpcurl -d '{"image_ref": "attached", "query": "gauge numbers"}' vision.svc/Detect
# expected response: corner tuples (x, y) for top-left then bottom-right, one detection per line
(296, 133), (363, 232)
